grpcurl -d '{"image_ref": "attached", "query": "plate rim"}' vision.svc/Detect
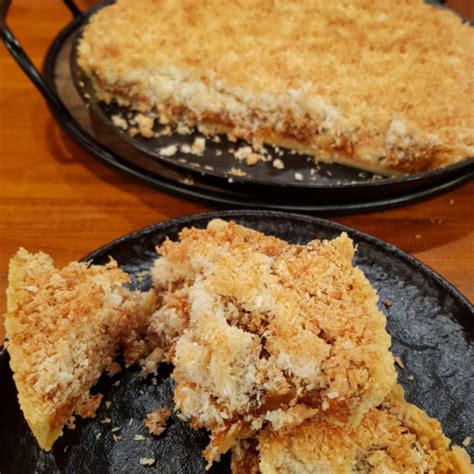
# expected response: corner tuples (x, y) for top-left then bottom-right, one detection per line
(82, 209), (473, 312)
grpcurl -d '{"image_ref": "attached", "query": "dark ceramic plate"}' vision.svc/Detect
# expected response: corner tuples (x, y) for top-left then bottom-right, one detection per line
(0, 211), (473, 473)
(68, 1), (474, 201)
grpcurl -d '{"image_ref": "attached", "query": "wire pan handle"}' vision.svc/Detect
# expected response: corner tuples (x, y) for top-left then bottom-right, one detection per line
(0, 0), (129, 175)
(0, 0), (83, 122)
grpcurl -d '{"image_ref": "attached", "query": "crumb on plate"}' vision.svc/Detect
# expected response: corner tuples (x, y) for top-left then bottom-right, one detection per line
(144, 408), (171, 436)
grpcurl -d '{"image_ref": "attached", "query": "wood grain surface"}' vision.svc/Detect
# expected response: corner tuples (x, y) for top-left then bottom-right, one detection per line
(0, 1), (472, 343)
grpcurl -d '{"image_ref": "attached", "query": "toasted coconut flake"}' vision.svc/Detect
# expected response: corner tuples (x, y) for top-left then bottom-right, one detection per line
(144, 408), (171, 436)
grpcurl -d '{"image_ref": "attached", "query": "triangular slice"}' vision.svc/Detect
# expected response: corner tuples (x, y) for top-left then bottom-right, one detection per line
(4, 248), (153, 450)
(231, 385), (473, 473)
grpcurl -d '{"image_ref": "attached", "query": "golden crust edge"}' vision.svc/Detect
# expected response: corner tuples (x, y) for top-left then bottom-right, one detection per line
(79, 71), (471, 176)
(197, 122), (406, 177)
(3, 250), (131, 451)
(5, 249), (63, 451)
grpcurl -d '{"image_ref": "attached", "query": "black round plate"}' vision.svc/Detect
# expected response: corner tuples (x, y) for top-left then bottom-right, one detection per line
(36, 5), (474, 213)
(69, 1), (474, 200)
(0, 211), (472, 473)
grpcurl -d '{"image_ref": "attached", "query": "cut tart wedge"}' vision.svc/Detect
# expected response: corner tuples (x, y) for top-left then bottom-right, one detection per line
(231, 384), (473, 474)
(4, 248), (155, 450)
(149, 219), (397, 465)
(77, 0), (474, 175)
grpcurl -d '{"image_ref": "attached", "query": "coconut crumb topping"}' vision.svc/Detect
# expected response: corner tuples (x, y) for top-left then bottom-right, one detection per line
(272, 159), (285, 170)
(247, 385), (472, 474)
(4, 249), (156, 451)
(4, 223), (472, 473)
(139, 457), (156, 466)
(159, 144), (178, 157)
(74, 393), (104, 419)
(134, 113), (155, 138)
(234, 146), (264, 166)
(149, 219), (396, 465)
(394, 356), (405, 369)
(144, 408), (171, 436)
(106, 361), (122, 376)
(78, 0), (474, 175)
(383, 298), (393, 308)
(191, 137), (206, 155)
(111, 114), (128, 130)
(228, 167), (247, 177)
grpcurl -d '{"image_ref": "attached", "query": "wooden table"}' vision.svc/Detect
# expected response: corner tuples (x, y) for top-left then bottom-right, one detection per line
(0, 1), (472, 342)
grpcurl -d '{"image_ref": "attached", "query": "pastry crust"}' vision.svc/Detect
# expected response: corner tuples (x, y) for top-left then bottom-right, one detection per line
(78, 0), (474, 175)
(150, 219), (396, 465)
(232, 385), (474, 473)
(4, 249), (155, 450)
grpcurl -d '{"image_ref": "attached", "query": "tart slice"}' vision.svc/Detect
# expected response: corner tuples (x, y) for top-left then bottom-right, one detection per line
(150, 219), (396, 466)
(231, 385), (473, 473)
(4, 248), (154, 450)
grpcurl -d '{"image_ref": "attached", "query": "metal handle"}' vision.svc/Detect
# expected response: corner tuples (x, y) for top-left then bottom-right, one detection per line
(0, 0), (142, 180)
(64, 0), (83, 18)
(0, 0), (82, 122)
